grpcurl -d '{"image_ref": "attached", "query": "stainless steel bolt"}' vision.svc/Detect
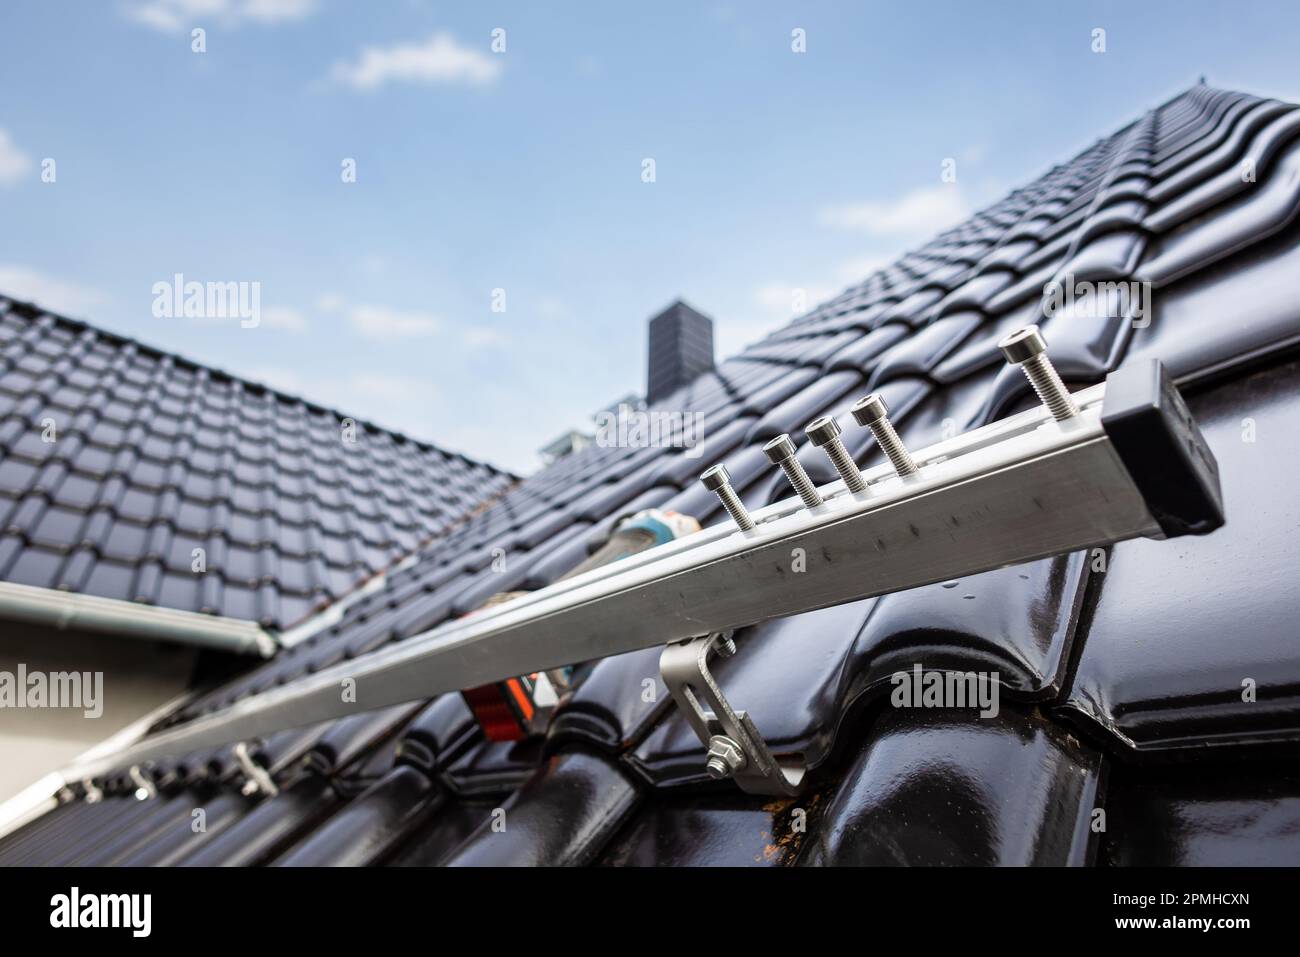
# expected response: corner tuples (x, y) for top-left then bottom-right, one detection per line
(851, 394), (919, 477)
(714, 631), (737, 657)
(763, 434), (824, 508)
(805, 415), (867, 494)
(705, 734), (747, 779)
(700, 464), (756, 532)
(998, 325), (1079, 421)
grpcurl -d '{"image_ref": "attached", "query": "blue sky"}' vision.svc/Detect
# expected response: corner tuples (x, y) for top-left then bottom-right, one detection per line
(1, 1), (1297, 472)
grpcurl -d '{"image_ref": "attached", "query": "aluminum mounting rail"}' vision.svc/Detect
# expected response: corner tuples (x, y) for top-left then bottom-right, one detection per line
(69, 353), (1223, 780)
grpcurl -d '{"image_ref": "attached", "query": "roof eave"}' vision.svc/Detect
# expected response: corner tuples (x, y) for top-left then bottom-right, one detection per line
(0, 580), (277, 657)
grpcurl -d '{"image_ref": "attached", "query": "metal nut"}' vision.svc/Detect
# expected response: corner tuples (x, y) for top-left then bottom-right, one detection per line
(705, 734), (747, 779)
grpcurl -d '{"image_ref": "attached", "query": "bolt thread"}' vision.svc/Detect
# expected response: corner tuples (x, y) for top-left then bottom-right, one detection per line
(715, 485), (756, 531)
(706, 756), (729, 779)
(779, 459), (824, 509)
(869, 419), (918, 476)
(1021, 354), (1079, 421)
(824, 439), (867, 493)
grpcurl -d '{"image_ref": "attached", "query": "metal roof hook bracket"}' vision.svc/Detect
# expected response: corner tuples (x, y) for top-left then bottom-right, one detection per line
(233, 741), (279, 798)
(659, 632), (806, 797)
(127, 766), (156, 800)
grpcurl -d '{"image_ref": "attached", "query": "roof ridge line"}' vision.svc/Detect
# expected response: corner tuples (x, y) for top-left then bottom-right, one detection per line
(764, 83), (1249, 342)
(0, 294), (518, 479)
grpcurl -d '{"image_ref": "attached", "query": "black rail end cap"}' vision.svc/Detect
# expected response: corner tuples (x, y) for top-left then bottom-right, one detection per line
(1101, 358), (1225, 537)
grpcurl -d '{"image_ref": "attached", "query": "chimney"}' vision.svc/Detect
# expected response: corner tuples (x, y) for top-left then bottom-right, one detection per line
(646, 300), (714, 404)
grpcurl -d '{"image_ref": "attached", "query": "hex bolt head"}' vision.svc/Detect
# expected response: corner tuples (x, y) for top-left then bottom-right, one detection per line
(705, 734), (747, 779)
(763, 434), (824, 509)
(997, 324), (1080, 421)
(851, 394), (919, 478)
(805, 415), (867, 495)
(699, 463), (756, 532)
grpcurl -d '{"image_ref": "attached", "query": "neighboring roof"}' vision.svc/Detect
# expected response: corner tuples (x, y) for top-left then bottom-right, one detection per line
(0, 298), (517, 632)
(537, 429), (592, 461)
(5, 83), (1300, 866)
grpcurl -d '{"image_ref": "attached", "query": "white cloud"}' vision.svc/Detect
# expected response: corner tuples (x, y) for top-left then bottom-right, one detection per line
(124, 3), (189, 31)
(715, 317), (786, 360)
(244, 359), (536, 472)
(123, 0), (316, 33)
(261, 305), (308, 332)
(239, 0), (316, 23)
(460, 325), (510, 349)
(347, 304), (440, 339)
(698, 279), (844, 361)
(246, 365), (442, 445)
(0, 130), (32, 187)
(348, 373), (437, 408)
(819, 185), (971, 238)
(246, 364), (309, 395)
(329, 32), (501, 91)
(709, 277), (850, 360)
(538, 297), (572, 321)
(754, 281), (835, 319)
(248, 366), (431, 402)
(835, 255), (892, 282)
(0, 264), (107, 316)
(329, 295), (504, 346)
(357, 254), (387, 277)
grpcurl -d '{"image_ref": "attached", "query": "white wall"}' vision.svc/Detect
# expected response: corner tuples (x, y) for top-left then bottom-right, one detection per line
(0, 625), (197, 803)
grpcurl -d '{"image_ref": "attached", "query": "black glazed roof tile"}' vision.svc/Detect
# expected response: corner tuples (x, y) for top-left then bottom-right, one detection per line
(1100, 760), (1300, 866)
(744, 369), (868, 444)
(1128, 231), (1300, 384)
(441, 751), (640, 867)
(824, 323), (911, 373)
(596, 790), (825, 866)
(180, 777), (343, 867)
(546, 646), (671, 755)
(0, 297), (517, 632)
(272, 765), (444, 867)
(1060, 356), (1300, 753)
(628, 598), (881, 787)
(798, 707), (1102, 866)
(627, 550), (1088, 789)
(866, 312), (984, 387)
